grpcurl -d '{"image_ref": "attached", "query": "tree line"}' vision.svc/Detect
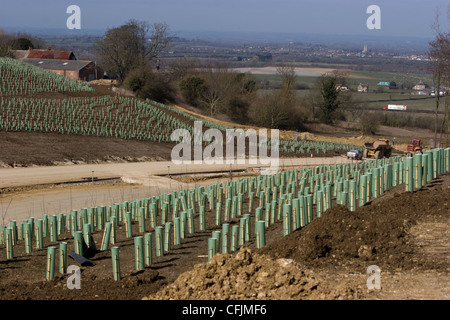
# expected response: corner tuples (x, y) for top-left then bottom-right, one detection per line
(0, 30), (44, 56)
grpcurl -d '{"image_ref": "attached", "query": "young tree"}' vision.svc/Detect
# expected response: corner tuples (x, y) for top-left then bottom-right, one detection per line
(95, 20), (171, 82)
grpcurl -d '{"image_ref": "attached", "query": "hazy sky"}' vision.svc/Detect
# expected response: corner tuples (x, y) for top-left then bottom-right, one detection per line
(1, 0), (448, 38)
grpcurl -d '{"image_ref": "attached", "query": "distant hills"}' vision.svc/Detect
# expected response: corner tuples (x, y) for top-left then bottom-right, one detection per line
(175, 30), (432, 51)
(1, 26), (432, 52)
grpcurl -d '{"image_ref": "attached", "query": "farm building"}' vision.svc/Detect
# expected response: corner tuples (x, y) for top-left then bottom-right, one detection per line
(10, 47), (101, 81)
(357, 83), (369, 92)
(412, 81), (428, 91)
(12, 48), (77, 61)
(22, 58), (100, 81)
(336, 84), (350, 92)
(27, 48), (77, 60)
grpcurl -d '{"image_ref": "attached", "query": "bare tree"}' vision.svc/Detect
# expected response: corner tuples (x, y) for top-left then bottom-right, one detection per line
(95, 20), (171, 82)
(428, 10), (450, 147)
(252, 91), (290, 129)
(0, 29), (44, 57)
(247, 64), (305, 130)
(0, 195), (13, 226)
(276, 65), (297, 93)
(167, 57), (199, 82)
(199, 63), (239, 117)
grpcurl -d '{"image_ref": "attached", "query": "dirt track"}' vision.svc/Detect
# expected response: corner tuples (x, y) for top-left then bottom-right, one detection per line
(0, 157), (352, 232)
(0, 156), (353, 189)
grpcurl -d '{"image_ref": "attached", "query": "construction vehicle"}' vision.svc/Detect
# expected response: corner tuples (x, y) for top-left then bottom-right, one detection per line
(363, 138), (392, 159)
(405, 139), (423, 154)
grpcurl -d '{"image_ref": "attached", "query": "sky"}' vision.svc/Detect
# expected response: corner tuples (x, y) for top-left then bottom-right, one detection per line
(0, 0), (448, 39)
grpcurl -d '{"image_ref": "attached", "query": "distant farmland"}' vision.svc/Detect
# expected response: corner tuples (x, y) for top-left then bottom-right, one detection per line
(248, 65), (438, 112)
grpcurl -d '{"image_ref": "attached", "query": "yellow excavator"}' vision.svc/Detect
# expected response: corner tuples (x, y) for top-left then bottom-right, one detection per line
(363, 139), (392, 159)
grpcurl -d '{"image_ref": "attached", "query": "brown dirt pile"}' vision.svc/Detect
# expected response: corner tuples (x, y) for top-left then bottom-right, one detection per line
(258, 177), (449, 272)
(148, 175), (449, 300)
(147, 247), (320, 300)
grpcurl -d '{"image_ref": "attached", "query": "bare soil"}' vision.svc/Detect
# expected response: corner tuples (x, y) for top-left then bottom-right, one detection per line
(302, 120), (437, 154)
(0, 129), (349, 169)
(1, 172), (448, 300)
(148, 173), (449, 300)
(0, 131), (174, 168)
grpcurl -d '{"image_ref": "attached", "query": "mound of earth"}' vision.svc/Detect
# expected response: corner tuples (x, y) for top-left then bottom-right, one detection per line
(257, 177), (449, 273)
(147, 247), (322, 300)
(148, 174), (449, 300)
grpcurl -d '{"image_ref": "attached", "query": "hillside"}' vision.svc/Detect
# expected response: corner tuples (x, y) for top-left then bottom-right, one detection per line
(0, 57), (363, 168)
(0, 57), (449, 303)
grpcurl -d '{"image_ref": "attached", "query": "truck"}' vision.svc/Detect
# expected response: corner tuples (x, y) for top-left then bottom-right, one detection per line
(383, 104), (407, 111)
(346, 149), (363, 160)
(363, 139), (392, 159)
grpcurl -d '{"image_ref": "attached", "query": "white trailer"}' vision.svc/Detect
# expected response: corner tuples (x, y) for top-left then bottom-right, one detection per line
(383, 104), (407, 111)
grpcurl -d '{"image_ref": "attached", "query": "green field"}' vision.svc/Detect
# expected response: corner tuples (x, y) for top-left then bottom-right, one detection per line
(251, 67), (438, 112)
(253, 68), (432, 88)
(354, 92), (437, 111)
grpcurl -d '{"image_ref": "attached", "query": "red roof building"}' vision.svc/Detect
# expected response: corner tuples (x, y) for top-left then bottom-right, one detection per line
(12, 47), (102, 81)
(23, 59), (101, 81)
(26, 49), (77, 60)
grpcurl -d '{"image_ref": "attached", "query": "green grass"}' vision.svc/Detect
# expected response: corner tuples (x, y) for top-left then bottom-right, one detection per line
(355, 92), (437, 111)
(248, 64), (433, 89)
(251, 65), (438, 113)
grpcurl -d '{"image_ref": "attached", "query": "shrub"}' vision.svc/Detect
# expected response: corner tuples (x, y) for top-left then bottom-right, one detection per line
(125, 67), (175, 103)
(359, 111), (382, 135)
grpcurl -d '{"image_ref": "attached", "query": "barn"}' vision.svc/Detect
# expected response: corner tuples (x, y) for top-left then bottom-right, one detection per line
(22, 58), (100, 81)
(12, 48), (77, 61)
(26, 48), (77, 60)
(11, 48), (102, 81)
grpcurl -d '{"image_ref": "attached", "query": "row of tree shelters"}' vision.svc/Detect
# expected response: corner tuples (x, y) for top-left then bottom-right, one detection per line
(10, 48), (102, 82)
